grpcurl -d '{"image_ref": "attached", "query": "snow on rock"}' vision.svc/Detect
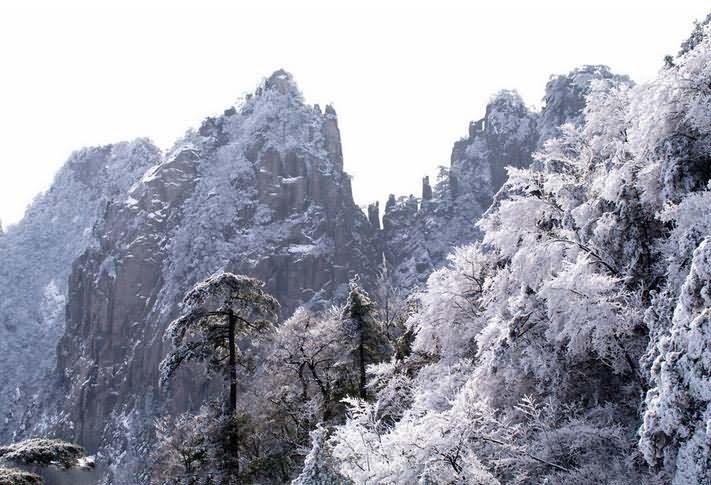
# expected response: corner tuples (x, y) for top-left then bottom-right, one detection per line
(0, 139), (159, 440)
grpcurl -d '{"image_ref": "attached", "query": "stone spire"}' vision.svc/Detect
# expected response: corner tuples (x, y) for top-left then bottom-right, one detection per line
(264, 69), (295, 94)
(422, 176), (432, 201)
(368, 202), (381, 230)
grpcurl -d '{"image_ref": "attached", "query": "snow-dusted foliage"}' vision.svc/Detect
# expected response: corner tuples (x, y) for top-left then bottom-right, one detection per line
(635, 22), (711, 483)
(326, 21), (711, 484)
(640, 239), (711, 484)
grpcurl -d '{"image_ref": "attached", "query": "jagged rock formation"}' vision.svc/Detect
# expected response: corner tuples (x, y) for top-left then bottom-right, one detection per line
(0, 140), (159, 437)
(28, 71), (378, 480)
(380, 66), (630, 289)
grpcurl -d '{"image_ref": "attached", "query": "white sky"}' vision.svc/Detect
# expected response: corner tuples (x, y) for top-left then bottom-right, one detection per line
(0, 0), (709, 226)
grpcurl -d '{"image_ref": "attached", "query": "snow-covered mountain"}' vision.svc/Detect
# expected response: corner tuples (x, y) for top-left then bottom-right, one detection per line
(18, 71), (380, 475)
(0, 140), (159, 438)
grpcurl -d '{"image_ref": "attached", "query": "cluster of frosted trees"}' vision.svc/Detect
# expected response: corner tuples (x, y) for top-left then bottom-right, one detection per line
(153, 274), (393, 484)
(319, 19), (711, 485)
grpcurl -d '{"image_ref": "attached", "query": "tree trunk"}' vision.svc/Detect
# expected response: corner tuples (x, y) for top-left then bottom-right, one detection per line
(359, 332), (367, 399)
(385, 292), (391, 339)
(227, 311), (237, 413)
(227, 311), (239, 478)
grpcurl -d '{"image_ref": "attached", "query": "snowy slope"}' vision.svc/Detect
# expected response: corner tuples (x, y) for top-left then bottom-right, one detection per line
(0, 140), (159, 439)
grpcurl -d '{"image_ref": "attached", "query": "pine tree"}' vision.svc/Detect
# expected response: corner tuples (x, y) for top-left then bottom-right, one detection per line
(159, 272), (278, 481)
(160, 272), (279, 412)
(339, 279), (390, 400)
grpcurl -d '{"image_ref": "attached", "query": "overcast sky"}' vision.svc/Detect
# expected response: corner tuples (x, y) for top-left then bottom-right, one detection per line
(1, 0), (709, 226)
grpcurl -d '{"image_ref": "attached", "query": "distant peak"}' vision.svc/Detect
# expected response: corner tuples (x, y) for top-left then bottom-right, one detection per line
(548, 65), (632, 93)
(263, 69), (296, 94)
(488, 89), (527, 110)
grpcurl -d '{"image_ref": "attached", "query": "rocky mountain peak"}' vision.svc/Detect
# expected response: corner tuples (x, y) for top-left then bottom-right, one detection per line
(538, 64), (632, 141)
(262, 68), (297, 95)
(28, 72), (379, 461)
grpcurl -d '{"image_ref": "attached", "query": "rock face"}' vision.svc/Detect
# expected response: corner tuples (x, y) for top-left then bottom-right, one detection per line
(0, 140), (159, 437)
(381, 65), (630, 289)
(32, 71), (378, 478)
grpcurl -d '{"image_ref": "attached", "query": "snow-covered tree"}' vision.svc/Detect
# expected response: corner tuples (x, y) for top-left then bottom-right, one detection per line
(291, 426), (347, 485)
(160, 272), (279, 413)
(338, 280), (391, 400)
(640, 239), (711, 484)
(151, 412), (209, 484)
(266, 307), (343, 421)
